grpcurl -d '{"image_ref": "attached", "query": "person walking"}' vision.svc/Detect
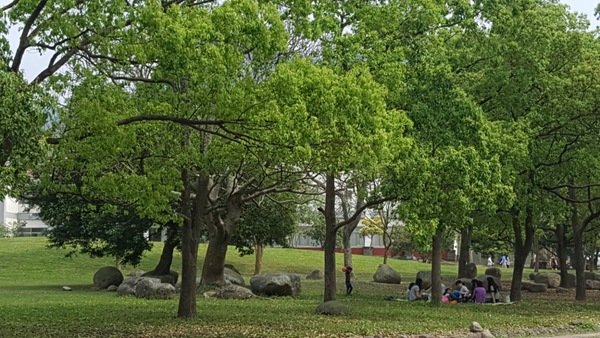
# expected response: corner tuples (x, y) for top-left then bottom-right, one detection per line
(487, 256), (494, 267)
(500, 255), (507, 268)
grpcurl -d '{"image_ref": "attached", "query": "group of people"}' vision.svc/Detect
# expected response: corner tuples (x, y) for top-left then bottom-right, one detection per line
(407, 277), (501, 304)
(487, 255), (511, 268)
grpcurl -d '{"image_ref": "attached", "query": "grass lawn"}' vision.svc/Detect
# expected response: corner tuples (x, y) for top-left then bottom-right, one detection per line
(1, 237), (600, 338)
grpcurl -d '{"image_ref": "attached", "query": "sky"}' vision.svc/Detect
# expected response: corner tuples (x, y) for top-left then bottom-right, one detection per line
(0, 0), (597, 81)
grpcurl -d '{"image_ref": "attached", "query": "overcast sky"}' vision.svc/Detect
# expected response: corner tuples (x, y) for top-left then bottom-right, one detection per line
(0, 0), (597, 81)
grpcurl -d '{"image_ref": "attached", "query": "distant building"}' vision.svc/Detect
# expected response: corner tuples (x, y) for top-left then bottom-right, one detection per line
(0, 196), (47, 236)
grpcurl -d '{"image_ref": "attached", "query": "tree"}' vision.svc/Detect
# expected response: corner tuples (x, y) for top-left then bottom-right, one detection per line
(262, 58), (412, 302)
(232, 198), (298, 275)
(360, 200), (399, 264)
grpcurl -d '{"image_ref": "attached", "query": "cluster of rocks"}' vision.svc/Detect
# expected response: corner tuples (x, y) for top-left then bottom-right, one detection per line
(69, 265), (303, 301)
(524, 271), (600, 292)
(466, 322), (494, 338)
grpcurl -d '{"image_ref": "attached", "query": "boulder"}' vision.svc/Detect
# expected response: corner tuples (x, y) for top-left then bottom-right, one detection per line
(585, 280), (600, 290)
(415, 270), (432, 288)
(117, 277), (139, 296)
(316, 301), (350, 315)
(534, 273), (561, 288)
(485, 268), (502, 280)
(528, 283), (548, 292)
(107, 285), (118, 292)
(135, 277), (175, 299)
(306, 269), (324, 280)
(521, 281), (535, 290)
(250, 272), (301, 296)
(555, 287), (569, 293)
(93, 266), (124, 289)
(204, 285), (255, 300)
(528, 272), (537, 280)
(470, 321), (484, 333)
(141, 270), (179, 285)
(224, 264), (241, 275)
(224, 267), (245, 286)
(466, 263), (478, 279)
(373, 264), (402, 284)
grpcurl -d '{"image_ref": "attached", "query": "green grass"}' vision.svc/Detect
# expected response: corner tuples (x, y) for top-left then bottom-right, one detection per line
(0, 237), (599, 338)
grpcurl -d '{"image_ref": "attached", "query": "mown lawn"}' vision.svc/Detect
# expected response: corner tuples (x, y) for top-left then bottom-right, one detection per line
(0, 237), (599, 338)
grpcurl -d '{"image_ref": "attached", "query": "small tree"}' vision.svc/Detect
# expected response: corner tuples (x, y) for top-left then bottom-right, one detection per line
(232, 199), (298, 275)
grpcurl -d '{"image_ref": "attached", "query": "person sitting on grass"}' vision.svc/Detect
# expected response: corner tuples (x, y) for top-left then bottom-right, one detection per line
(486, 277), (501, 303)
(408, 278), (427, 301)
(472, 280), (486, 304)
(450, 280), (470, 302)
(442, 288), (452, 303)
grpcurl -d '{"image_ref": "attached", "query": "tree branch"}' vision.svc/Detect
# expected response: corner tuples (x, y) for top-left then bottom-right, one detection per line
(334, 196), (399, 232)
(11, 0), (49, 72)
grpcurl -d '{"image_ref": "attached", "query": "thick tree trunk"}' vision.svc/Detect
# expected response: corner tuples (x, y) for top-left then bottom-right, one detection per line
(510, 207), (535, 302)
(254, 244), (264, 275)
(556, 223), (569, 288)
(343, 229), (353, 268)
(431, 226), (443, 305)
(178, 217), (199, 318)
(177, 171), (208, 319)
(323, 173), (338, 303)
(533, 235), (539, 273)
(457, 224), (472, 278)
(153, 241), (176, 275)
(201, 232), (229, 285)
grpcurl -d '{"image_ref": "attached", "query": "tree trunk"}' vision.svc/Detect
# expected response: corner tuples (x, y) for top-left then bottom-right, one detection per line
(201, 232), (229, 285)
(510, 207), (535, 302)
(323, 173), (338, 303)
(383, 233), (389, 265)
(430, 225), (443, 305)
(533, 235), (539, 273)
(343, 229), (353, 268)
(153, 225), (178, 275)
(178, 217), (199, 318)
(556, 222), (569, 287)
(177, 171), (208, 319)
(568, 184), (586, 301)
(115, 255), (122, 270)
(457, 224), (472, 278)
(254, 244), (264, 275)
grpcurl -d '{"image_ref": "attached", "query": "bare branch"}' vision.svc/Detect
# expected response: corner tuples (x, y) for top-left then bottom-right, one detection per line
(334, 196), (400, 232)
(11, 0), (49, 72)
(1, 0), (20, 12)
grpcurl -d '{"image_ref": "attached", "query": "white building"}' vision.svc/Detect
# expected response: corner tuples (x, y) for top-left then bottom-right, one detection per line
(0, 196), (48, 236)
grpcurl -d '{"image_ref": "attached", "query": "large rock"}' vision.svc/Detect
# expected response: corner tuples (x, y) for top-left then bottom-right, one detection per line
(141, 270), (179, 285)
(521, 280), (535, 290)
(135, 277), (175, 299)
(250, 272), (301, 296)
(485, 268), (502, 280)
(466, 263), (478, 279)
(534, 273), (561, 288)
(373, 264), (402, 284)
(224, 264), (241, 275)
(585, 280), (600, 290)
(127, 270), (145, 277)
(224, 267), (245, 286)
(204, 285), (255, 300)
(306, 269), (324, 280)
(415, 271), (432, 288)
(93, 266), (124, 289)
(528, 273), (537, 280)
(528, 283), (548, 292)
(584, 271), (600, 281)
(316, 301), (350, 315)
(116, 277), (138, 296)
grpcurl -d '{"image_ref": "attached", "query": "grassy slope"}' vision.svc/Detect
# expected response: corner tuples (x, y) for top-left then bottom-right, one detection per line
(0, 238), (599, 338)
